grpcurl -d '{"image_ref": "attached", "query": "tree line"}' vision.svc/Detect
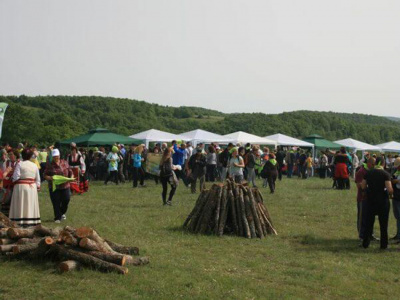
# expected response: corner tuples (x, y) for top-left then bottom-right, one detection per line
(0, 95), (398, 146)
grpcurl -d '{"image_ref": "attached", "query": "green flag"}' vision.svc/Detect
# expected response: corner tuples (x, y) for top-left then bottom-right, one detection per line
(0, 103), (8, 139)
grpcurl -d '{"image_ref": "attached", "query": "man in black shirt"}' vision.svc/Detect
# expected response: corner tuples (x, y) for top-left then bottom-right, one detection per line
(361, 157), (393, 249)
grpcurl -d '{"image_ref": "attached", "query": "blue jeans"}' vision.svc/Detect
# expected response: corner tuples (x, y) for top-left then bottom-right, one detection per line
(392, 200), (400, 238)
(287, 164), (293, 178)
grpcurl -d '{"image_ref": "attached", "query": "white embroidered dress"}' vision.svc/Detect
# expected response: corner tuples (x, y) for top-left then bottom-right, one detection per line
(9, 160), (41, 226)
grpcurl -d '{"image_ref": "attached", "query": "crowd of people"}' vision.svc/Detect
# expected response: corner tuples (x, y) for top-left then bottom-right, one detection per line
(1, 140), (399, 250)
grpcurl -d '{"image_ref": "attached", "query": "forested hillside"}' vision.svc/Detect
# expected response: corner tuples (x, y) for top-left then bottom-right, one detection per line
(1, 95), (399, 146)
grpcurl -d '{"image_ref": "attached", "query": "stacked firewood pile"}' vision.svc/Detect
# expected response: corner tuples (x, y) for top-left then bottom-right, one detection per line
(0, 212), (148, 275)
(183, 180), (277, 238)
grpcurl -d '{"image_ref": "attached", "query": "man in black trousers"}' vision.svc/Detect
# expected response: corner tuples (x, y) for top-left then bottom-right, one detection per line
(361, 157), (393, 249)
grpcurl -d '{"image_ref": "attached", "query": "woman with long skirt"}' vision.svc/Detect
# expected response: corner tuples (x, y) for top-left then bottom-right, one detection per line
(9, 149), (41, 227)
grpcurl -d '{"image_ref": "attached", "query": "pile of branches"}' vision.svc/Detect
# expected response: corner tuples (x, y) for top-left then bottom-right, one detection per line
(183, 180), (277, 238)
(0, 212), (148, 275)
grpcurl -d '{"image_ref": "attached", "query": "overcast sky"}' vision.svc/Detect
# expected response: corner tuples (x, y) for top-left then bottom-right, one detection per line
(0, 1), (399, 116)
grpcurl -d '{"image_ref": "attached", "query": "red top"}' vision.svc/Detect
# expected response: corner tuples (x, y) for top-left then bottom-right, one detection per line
(355, 167), (368, 202)
(44, 160), (73, 190)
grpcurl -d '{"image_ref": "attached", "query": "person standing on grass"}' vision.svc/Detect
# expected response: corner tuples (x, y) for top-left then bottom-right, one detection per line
(219, 143), (233, 181)
(305, 154), (313, 178)
(361, 157), (393, 249)
(133, 145), (145, 188)
(319, 151), (328, 179)
(390, 157), (400, 243)
(206, 145), (217, 182)
(188, 151), (207, 193)
(159, 148), (178, 206)
(355, 159), (375, 241)
(104, 146), (120, 185)
(246, 146), (260, 187)
(44, 149), (73, 224)
(276, 146), (285, 181)
(261, 153), (278, 194)
(229, 148), (245, 184)
(172, 141), (187, 185)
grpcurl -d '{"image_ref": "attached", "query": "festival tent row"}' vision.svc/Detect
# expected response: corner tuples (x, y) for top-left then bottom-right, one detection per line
(334, 138), (381, 152)
(222, 131), (277, 146)
(129, 129), (187, 147)
(179, 129), (234, 146)
(376, 141), (400, 153)
(265, 133), (314, 148)
(59, 128), (143, 146)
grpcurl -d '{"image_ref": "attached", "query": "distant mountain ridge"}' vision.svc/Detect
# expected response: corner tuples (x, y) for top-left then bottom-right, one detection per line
(0, 95), (399, 146)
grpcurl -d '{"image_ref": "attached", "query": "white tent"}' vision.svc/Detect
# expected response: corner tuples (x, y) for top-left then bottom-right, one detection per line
(376, 141), (400, 153)
(222, 131), (277, 146)
(334, 138), (381, 151)
(180, 129), (234, 146)
(129, 129), (186, 147)
(265, 133), (314, 148)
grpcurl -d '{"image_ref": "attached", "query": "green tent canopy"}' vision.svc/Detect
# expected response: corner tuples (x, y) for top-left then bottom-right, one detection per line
(59, 128), (144, 147)
(303, 134), (343, 150)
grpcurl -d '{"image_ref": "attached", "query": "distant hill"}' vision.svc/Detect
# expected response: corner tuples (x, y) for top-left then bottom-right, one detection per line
(386, 116), (400, 122)
(1, 95), (399, 146)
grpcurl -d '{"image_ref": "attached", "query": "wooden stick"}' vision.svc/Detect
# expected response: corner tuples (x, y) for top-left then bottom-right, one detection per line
(0, 212), (17, 228)
(183, 190), (207, 228)
(248, 188), (264, 239)
(0, 228), (9, 238)
(238, 188), (251, 238)
(213, 185), (223, 235)
(217, 187), (228, 236)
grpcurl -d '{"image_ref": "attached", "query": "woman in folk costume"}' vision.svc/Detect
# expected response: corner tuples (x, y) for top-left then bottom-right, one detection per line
(44, 149), (73, 223)
(9, 149), (41, 227)
(67, 146), (87, 194)
(1, 150), (20, 216)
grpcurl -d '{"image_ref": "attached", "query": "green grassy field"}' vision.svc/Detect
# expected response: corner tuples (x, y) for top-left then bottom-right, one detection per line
(1, 177), (400, 300)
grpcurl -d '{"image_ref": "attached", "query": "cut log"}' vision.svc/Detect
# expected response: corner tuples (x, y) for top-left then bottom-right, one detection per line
(59, 260), (81, 273)
(59, 231), (79, 247)
(104, 239), (139, 256)
(16, 237), (42, 245)
(34, 225), (62, 238)
(125, 256), (150, 266)
(7, 228), (35, 239)
(79, 237), (113, 253)
(0, 238), (14, 245)
(76, 227), (114, 253)
(85, 251), (127, 266)
(0, 212), (17, 228)
(0, 228), (9, 238)
(13, 237), (54, 255)
(53, 244), (128, 275)
(0, 244), (15, 253)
